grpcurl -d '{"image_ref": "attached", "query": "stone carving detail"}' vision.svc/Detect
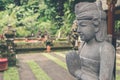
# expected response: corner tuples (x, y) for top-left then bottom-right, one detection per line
(66, 1), (115, 80)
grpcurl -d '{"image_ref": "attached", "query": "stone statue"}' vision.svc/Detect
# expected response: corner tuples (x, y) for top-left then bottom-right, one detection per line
(66, 1), (115, 80)
(70, 20), (79, 49)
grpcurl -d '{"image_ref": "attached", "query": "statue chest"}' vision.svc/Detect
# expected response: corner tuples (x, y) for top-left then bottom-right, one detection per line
(79, 44), (100, 61)
(79, 45), (101, 74)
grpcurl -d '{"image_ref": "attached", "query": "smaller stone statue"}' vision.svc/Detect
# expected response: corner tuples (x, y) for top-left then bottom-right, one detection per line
(66, 1), (115, 80)
(70, 20), (79, 49)
(4, 25), (16, 39)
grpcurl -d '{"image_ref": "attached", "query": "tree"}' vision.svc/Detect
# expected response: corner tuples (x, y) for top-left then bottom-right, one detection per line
(14, 0), (21, 6)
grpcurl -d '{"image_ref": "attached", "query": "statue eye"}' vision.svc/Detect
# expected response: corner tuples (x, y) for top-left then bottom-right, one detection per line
(79, 22), (86, 27)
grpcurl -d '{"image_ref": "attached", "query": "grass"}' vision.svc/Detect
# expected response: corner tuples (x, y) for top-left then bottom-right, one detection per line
(116, 56), (120, 80)
(2, 52), (120, 80)
(116, 66), (120, 80)
(116, 74), (120, 80)
(116, 66), (120, 71)
(54, 52), (66, 58)
(3, 67), (19, 80)
(27, 61), (52, 80)
(42, 53), (67, 69)
(116, 59), (120, 64)
(116, 58), (120, 70)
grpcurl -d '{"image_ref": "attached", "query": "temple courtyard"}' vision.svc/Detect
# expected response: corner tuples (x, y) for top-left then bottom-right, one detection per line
(0, 50), (120, 80)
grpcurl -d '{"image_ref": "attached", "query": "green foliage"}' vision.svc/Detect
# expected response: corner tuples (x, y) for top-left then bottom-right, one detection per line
(16, 27), (31, 37)
(57, 0), (76, 38)
(115, 20), (120, 32)
(0, 0), (5, 10)
(1, 0), (118, 38)
(0, 0), (64, 37)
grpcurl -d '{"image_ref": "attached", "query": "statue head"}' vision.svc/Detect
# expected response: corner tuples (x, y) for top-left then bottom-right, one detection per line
(75, 1), (107, 42)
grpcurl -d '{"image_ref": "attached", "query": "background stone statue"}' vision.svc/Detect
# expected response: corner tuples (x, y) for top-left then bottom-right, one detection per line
(66, 1), (115, 80)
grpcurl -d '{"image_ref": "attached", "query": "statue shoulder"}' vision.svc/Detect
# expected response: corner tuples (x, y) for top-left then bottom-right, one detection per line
(101, 41), (115, 49)
(100, 41), (115, 55)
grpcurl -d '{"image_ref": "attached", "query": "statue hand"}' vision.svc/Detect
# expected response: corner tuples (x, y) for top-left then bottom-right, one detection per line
(66, 50), (81, 77)
(74, 69), (82, 80)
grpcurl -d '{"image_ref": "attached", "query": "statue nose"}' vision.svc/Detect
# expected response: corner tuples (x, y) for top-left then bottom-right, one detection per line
(77, 27), (81, 33)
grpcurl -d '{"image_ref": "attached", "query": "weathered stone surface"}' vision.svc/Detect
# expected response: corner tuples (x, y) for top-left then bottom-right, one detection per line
(66, 51), (81, 77)
(66, 1), (115, 80)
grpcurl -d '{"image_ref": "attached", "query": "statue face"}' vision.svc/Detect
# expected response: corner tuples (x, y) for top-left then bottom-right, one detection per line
(77, 20), (96, 42)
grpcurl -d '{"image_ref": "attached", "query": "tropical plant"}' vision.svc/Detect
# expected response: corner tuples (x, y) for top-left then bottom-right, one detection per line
(115, 20), (120, 32)
(0, 0), (119, 38)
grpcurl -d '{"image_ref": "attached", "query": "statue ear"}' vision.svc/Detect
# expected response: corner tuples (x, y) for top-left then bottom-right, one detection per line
(92, 18), (100, 33)
(95, 26), (99, 33)
(92, 18), (100, 26)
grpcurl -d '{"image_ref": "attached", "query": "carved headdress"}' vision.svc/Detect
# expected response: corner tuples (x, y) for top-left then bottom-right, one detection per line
(75, 1), (107, 42)
(75, 1), (106, 20)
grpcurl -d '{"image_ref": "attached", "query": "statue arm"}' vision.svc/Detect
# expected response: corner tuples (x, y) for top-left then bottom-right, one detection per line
(66, 50), (98, 80)
(75, 42), (115, 80)
(66, 51), (81, 77)
(99, 42), (115, 80)
(74, 70), (98, 80)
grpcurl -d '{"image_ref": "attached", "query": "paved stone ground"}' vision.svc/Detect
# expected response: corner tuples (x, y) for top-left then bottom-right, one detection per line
(0, 50), (120, 80)
(36, 55), (74, 80)
(0, 71), (3, 80)
(18, 62), (36, 80)
(17, 51), (76, 80)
